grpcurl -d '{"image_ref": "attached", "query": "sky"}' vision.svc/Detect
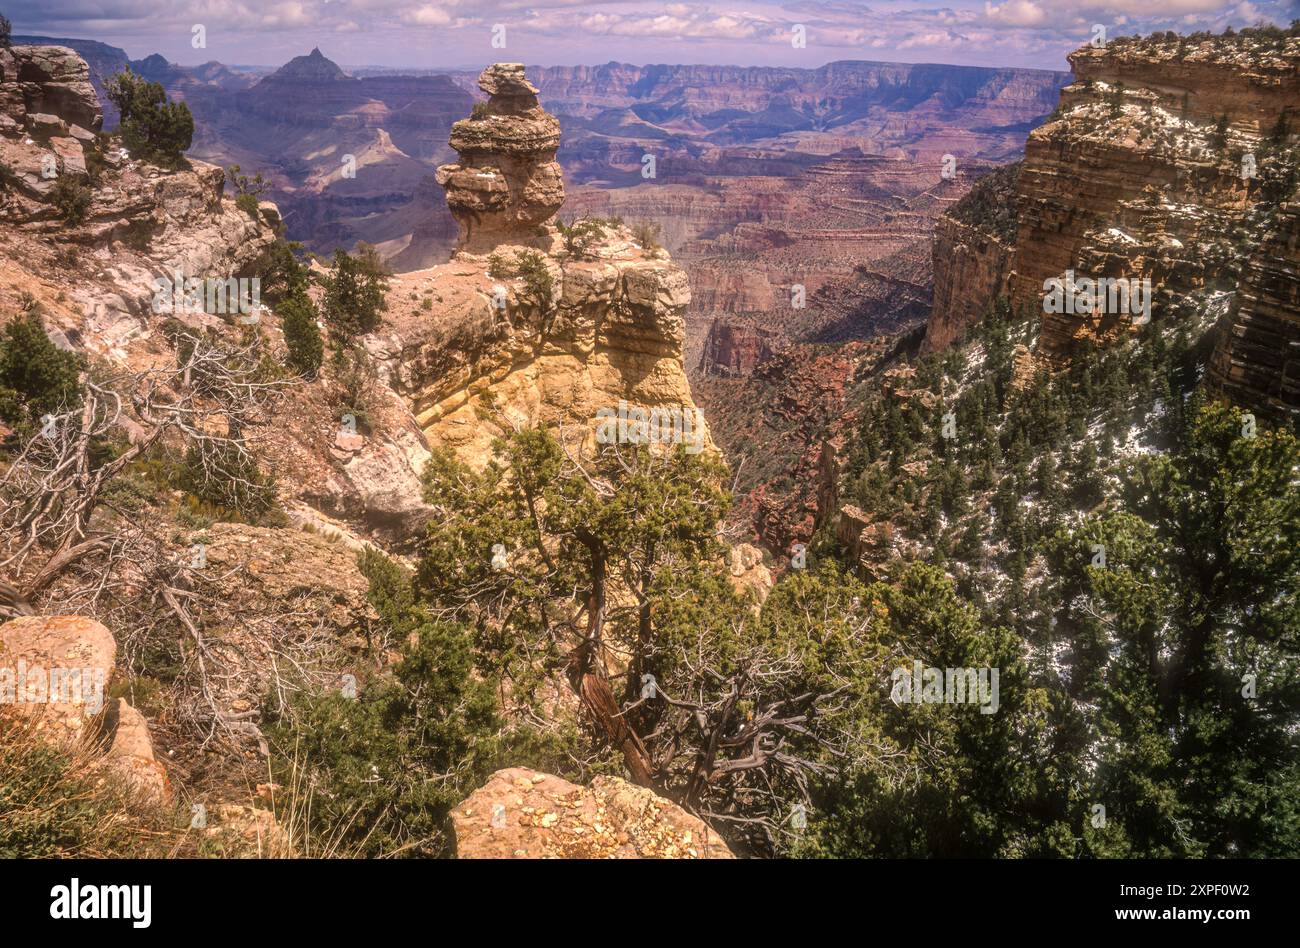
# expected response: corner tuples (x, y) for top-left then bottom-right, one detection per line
(6, 0), (1300, 72)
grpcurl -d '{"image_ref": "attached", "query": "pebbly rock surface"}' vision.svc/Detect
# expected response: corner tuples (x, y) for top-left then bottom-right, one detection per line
(452, 767), (735, 859)
(0, 614), (170, 803)
(0, 615), (115, 744)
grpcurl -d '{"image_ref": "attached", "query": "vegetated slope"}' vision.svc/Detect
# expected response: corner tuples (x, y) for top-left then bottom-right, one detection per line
(810, 25), (1300, 859)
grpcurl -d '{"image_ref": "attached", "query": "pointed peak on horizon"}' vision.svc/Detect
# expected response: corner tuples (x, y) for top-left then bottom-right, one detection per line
(271, 46), (347, 81)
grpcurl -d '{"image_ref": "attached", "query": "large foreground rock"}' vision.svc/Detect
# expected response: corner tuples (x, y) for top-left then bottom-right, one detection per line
(452, 767), (735, 858)
(0, 615), (115, 743)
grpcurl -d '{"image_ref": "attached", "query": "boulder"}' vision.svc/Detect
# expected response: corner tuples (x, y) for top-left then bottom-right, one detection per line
(103, 697), (171, 804)
(11, 45), (104, 133)
(25, 112), (67, 139)
(50, 136), (86, 177)
(0, 615), (115, 745)
(452, 767), (735, 858)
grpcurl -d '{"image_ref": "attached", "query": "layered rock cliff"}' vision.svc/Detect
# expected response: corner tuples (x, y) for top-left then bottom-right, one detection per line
(1208, 193), (1300, 414)
(924, 162), (1019, 353)
(922, 31), (1300, 419)
(1010, 34), (1299, 368)
(384, 64), (711, 466)
(0, 45), (277, 355)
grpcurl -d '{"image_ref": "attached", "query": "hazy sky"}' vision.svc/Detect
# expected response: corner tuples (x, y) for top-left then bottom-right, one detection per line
(8, 0), (1299, 71)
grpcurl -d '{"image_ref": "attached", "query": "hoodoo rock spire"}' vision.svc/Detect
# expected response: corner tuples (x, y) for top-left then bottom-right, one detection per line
(436, 63), (565, 254)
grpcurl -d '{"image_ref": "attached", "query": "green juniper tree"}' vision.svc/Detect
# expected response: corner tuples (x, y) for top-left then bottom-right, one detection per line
(1046, 398), (1300, 856)
(105, 67), (194, 167)
(0, 311), (83, 429)
(320, 244), (390, 340)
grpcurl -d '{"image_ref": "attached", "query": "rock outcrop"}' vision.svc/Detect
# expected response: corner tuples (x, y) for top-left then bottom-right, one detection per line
(436, 63), (564, 254)
(0, 44), (103, 137)
(103, 697), (171, 804)
(1, 40), (276, 353)
(0, 615), (170, 803)
(452, 767), (734, 858)
(698, 318), (781, 377)
(381, 63), (712, 467)
(0, 615), (114, 744)
(1208, 194), (1300, 416)
(924, 163), (1019, 353)
(1010, 35), (1299, 370)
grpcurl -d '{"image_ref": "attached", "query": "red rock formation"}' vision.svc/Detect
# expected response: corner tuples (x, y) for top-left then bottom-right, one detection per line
(926, 217), (1015, 353)
(698, 318), (780, 377)
(924, 163), (1019, 353)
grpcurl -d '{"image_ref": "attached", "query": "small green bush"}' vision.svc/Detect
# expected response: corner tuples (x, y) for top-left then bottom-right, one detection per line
(556, 216), (608, 258)
(330, 344), (378, 433)
(486, 249), (554, 312)
(321, 245), (390, 339)
(281, 290), (324, 379)
(50, 176), (92, 224)
(0, 712), (167, 858)
(0, 311), (83, 428)
(631, 220), (661, 251)
(235, 192), (260, 220)
(176, 441), (278, 519)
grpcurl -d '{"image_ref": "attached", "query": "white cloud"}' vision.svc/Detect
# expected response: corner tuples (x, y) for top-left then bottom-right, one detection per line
(400, 5), (452, 27)
(984, 1), (1050, 27)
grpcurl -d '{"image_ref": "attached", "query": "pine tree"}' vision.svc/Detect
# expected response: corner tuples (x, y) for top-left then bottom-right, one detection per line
(321, 245), (390, 340)
(105, 67), (194, 166)
(0, 312), (83, 428)
(281, 290), (323, 379)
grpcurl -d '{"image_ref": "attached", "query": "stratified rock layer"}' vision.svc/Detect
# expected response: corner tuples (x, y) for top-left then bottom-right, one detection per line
(436, 63), (564, 253)
(1011, 38), (1300, 365)
(386, 63), (712, 465)
(1208, 195), (1300, 416)
(926, 216), (1015, 353)
(0, 45), (103, 135)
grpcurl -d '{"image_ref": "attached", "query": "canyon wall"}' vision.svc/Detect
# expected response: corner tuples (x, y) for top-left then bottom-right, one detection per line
(926, 216), (1014, 353)
(923, 163), (1021, 353)
(1207, 194), (1300, 414)
(920, 33), (1299, 420)
(1009, 36), (1299, 367)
